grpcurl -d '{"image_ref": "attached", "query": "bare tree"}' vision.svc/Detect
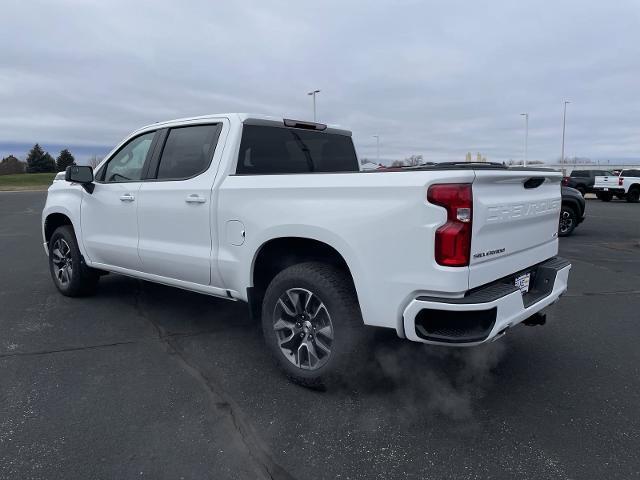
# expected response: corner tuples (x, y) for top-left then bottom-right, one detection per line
(404, 154), (423, 166)
(88, 155), (102, 169)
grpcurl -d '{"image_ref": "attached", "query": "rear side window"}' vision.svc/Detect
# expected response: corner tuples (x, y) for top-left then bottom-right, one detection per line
(621, 170), (640, 177)
(236, 125), (358, 174)
(156, 124), (221, 180)
(570, 171), (587, 177)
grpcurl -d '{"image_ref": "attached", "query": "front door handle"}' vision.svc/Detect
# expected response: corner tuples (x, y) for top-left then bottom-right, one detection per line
(185, 194), (206, 204)
(120, 193), (135, 202)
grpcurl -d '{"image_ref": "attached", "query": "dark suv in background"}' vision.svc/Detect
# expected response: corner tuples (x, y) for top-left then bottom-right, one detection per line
(562, 169), (615, 196)
(560, 186), (586, 236)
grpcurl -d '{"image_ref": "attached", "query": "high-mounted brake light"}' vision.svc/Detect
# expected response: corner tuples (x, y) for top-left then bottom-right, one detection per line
(427, 183), (473, 267)
(283, 119), (327, 131)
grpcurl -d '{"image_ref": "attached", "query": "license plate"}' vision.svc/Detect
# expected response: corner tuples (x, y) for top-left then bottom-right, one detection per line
(515, 272), (531, 294)
(603, 187), (609, 191)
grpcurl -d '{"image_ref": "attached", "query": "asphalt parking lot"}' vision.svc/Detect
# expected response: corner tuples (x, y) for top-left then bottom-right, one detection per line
(1, 191), (639, 480)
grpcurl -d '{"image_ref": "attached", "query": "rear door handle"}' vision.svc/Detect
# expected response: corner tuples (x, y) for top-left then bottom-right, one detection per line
(120, 193), (135, 202)
(185, 194), (206, 204)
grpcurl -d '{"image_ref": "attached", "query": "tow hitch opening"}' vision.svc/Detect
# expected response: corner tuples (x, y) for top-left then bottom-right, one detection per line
(523, 312), (546, 327)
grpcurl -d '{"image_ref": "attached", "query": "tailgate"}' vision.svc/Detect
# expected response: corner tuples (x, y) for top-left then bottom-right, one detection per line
(594, 175), (617, 189)
(469, 169), (562, 288)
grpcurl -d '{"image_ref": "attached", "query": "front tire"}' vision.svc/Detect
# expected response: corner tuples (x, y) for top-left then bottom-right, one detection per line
(48, 225), (100, 296)
(261, 262), (364, 388)
(558, 205), (577, 237)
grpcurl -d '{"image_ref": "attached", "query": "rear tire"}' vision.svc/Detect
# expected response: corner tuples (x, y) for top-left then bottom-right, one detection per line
(261, 262), (365, 388)
(626, 188), (640, 203)
(48, 225), (100, 296)
(596, 192), (613, 202)
(558, 205), (577, 237)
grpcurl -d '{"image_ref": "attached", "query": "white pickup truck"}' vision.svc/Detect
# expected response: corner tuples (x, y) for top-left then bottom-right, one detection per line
(42, 113), (571, 386)
(593, 169), (640, 202)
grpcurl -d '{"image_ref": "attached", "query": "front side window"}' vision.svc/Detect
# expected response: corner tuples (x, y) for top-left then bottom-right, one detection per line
(155, 124), (221, 180)
(237, 125), (359, 174)
(102, 132), (155, 183)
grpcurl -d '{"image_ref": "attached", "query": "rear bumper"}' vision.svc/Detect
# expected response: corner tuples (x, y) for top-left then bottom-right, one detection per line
(402, 257), (571, 346)
(593, 187), (624, 194)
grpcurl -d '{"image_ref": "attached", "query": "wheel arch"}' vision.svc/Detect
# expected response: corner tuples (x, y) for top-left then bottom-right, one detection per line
(44, 212), (74, 244)
(561, 198), (580, 216)
(626, 183), (640, 202)
(42, 203), (89, 261)
(247, 236), (359, 321)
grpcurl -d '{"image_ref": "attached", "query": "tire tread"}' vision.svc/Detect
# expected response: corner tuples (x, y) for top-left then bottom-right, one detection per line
(261, 261), (364, 388)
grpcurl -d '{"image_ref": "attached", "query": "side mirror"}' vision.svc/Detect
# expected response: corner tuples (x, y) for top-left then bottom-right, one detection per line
(65, 165), (95, 193)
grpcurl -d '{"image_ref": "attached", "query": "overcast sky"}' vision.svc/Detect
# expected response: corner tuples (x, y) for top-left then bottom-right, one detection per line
(1, 0), (639, 164)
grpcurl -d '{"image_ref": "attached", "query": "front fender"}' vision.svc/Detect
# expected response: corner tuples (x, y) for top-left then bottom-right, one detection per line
(42, 184), (87, 258)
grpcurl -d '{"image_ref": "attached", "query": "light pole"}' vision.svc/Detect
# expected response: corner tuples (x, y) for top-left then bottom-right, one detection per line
(307, 89), (320, 121)
(373, 135), (380, 162)
(520, 113), (529, 167)
(561, 101), (570, 165)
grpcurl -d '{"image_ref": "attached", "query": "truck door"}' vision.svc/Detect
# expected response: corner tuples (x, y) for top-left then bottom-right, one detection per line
(137, 122), (226, 286)
(81, 131), (157, 270)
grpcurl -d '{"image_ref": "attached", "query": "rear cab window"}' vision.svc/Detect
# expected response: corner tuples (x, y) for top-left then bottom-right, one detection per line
(236, 124), (359, 174)
(154, 124), (222, 180)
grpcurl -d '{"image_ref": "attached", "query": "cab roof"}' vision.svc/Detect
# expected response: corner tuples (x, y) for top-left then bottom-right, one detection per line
(134, 113), (352, 136)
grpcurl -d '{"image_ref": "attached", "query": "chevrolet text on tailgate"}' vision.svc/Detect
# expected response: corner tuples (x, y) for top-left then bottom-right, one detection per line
(42, 113), (571, 386)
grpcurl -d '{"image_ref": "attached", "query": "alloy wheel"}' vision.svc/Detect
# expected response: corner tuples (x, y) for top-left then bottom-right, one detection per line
(559, 210), (574, 234)
(51, 238), (73, 286)
(272, 288), (334, 370)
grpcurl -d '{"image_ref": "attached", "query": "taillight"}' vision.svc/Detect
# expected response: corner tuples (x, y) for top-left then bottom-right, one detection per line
(562, 177), (570, 186)
(427, 183), (472, 267)
(619, 177), (624, 186)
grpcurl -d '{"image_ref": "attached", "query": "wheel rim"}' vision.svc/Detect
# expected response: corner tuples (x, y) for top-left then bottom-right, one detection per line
(559, 210), (574, 234)
(272, 288), (334, 371)
(51, 238), (73, 286)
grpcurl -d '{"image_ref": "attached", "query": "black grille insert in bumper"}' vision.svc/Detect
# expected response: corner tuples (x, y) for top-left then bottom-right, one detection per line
(415, 308), (497, 343)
